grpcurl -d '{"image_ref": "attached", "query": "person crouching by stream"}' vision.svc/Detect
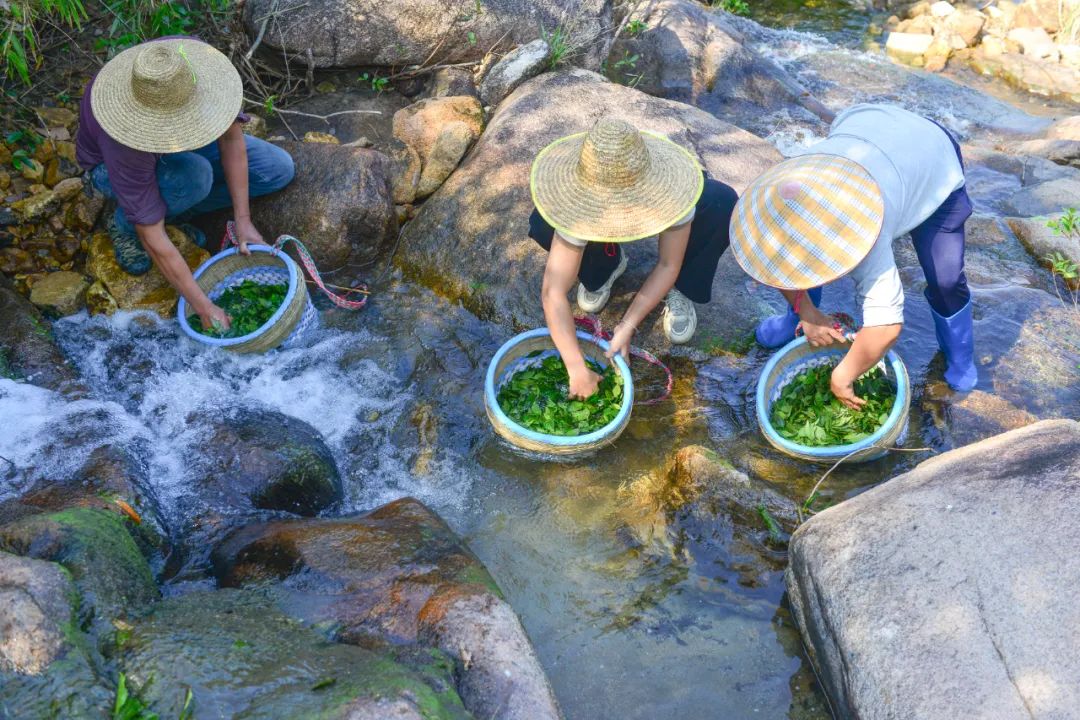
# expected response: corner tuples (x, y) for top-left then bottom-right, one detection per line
(730, 103), (977, 409)
(75, 37), (294, 332)
(528, 117), (737, 399)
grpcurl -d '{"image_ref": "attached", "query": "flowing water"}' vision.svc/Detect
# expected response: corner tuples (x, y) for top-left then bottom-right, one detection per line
(3, 8), (1079, 720)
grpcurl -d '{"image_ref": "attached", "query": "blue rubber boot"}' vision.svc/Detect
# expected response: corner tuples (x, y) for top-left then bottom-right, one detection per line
(929, 298), (977, 392)
(755, 287), (822, 348)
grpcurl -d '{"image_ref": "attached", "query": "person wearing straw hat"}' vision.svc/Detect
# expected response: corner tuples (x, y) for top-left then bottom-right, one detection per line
(76, 37), (294, 332)
(529, 117), (738, 399)
(730, 103), (977, 409)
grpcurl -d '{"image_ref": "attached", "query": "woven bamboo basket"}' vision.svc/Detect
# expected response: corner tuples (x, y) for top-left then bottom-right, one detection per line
(756, 337), (910, 464)
(484, 328), (634, 456)
(177, 245), (318, 353)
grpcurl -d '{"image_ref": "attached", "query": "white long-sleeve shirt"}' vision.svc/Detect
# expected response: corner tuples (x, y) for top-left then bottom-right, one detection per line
(795, 104), (966, 326)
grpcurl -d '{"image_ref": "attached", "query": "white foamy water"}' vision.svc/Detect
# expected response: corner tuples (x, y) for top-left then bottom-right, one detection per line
(3, 311), (473, 523)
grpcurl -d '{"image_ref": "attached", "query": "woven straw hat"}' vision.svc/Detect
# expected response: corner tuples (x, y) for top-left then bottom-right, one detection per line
(530, 117), (704, 243)
(91, 39), (243, 154)
(729, 154), (884, 290)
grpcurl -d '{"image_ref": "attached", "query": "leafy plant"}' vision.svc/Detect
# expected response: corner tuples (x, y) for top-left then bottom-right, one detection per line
(497, 355), (625, 436)
(542, 24), (571, 69)
(358, 71), (390, 93)
(94, 0), (233, 55)
(2, 0), (86, 83)
(710, 0), (750, 16)
(757, 504), (783, 545)
(466, 30), (477, 46)
(1044, 209), (1080, 313)
(625, 18), (647, 36)
(769, 364), (896, 447)
(113, 673), (156, 720)
(612, 50), (644, 88)
(262, 94), (277, 117)
(188, 280), (288, 338)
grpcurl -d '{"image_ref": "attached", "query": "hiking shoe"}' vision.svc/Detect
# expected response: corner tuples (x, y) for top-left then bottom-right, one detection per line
(577, 247), (627, 314)
(662, 288), (697, 344)
(109, 215), (151, 276)
(176, 223), (208, 250)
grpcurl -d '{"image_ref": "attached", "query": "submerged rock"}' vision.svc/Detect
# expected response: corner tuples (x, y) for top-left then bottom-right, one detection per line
(195, 141), (396, 274)
(197, 408), (342, 516)
(786, 419), (1080, 719)
(212, 497), (562, 720)
(120, 588), (472, 719)
(0, 274), (81, 392)
(243, 0), (611, 69)
(397, 69), (781, 351)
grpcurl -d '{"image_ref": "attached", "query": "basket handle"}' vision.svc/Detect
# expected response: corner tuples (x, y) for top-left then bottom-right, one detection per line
(223, 221), (368, 310)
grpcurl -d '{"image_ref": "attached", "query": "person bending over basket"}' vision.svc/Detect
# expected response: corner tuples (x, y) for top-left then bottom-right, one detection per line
(76, 37), (295, 332)
(528, 117), (737, 400)
(730, 103), (976, 410)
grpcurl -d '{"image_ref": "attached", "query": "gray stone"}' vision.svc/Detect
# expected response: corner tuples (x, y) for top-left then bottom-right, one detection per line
(480, 39), (550, 107)
(0, 551), (75, 675)
(416, 121), (476, 199)
(397, 69), (782, 353)
(243, 0), (611, 69)
(786, 419), (1080, 720)
(886, 31), (935, 64)
(1002, 176), (1080, 216)
(427, 67), (480, 99)
(0, 274), (82, 393)
(1047, 115), (1080, 140)
(1012, 138), (1080, 167)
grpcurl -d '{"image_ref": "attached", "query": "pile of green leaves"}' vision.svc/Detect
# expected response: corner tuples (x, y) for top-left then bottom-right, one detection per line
(497, 355), (625, 436)
(188, 280), (287, 339)
(769, 364), (896, 447)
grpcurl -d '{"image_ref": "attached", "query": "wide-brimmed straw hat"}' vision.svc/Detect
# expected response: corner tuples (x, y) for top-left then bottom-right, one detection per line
(91, 39), (243, 154)
(729, 154), (885, 290)
(530, 117), (704, 243)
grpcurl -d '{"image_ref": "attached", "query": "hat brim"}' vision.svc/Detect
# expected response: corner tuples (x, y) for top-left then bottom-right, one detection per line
(729, 154), (884, 290)
(92, 39), (243, 154)
(530, 131), (704, 243)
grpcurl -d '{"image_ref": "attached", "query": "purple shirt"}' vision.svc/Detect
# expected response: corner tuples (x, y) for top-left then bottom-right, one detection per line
(76, 37), (246, 226)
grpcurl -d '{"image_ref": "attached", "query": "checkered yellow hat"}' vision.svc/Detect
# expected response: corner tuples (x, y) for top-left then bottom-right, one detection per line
(729, 154), (884, 290)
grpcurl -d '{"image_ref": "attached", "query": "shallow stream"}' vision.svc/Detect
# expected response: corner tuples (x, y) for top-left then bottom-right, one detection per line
(3, 6), (1079, 720)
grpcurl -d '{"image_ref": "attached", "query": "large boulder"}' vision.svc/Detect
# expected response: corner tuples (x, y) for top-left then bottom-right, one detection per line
(212, 497), (562, 720)
(195, 408), (342, 516)
(85, 226), (209, 318)
(969, 48), (1080, 103)
(196, 141), (397, 274)
(0, 551), (113, 719)
(1006, 214), (1080, 288)
(1002, 176), (1080, 216)
(608, 0), (830, 126)
(120, 588), (472, 719)
(786, 419), (1080, 719)
(0, 507), (159, 632)
(0, 274), (81, 392)
(243, 0), (611, 69)
(397, 69), (782, 351)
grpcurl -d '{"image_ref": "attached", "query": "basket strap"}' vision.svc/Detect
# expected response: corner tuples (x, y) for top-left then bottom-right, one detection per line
(223, 221), (368, 310)
(574, 315), (673, 406)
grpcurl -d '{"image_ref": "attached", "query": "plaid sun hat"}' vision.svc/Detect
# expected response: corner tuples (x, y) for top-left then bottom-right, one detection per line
(729, 154), (885, 290)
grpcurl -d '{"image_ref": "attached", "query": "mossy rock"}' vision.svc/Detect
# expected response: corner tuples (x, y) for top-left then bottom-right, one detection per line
(119, 588), (471, 719)
(0, 507), (159, 631)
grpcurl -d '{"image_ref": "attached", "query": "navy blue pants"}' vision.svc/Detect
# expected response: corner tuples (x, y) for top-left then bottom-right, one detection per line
(911, 123), (972, 317)
(528, 175), (738, 304)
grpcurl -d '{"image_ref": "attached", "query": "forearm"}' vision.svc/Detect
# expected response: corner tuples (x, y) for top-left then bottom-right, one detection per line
(837, 324), (901, 378)
(621, 261), (679, 329)
(218, 124), (250, 219)
(542, 290), (587, 374)
(136, 222), (213, 312)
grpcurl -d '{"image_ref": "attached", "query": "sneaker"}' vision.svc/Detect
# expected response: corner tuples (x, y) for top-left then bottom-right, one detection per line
(662, 288), (697, 344)
(576, 247), (628, 313)
(176, 223), (209, 250)
(109, 214), (151, 276)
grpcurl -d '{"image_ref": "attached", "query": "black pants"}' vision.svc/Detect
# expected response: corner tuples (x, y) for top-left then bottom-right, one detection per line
(527, 176), (738, 304)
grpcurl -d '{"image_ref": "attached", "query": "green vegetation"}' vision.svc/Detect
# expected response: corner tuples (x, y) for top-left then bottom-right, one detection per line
(769, 364), (896, 447)
(6, 127), (43, 171)
(710, 0), (750, 16)
(113, 673), (194, 720)
(95, 0), (232, 55)
(358, 71), (390, 93)
(757, 504), (783, 544)
(625, 18), (647, 36)
(1045, 209), (1079, 313)
(188, 280), (288, 338)
(542, 24), (571, 69)
(613, 50), (643, 88)
(497, 355), (625, 436)
(2, 0), (86, 83)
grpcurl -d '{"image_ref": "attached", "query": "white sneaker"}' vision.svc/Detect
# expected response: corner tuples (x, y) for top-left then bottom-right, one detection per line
(662, 288), (697, 344)
(576, 247), (628, 314)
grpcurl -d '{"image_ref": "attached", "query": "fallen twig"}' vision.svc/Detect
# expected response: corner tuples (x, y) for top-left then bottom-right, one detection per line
(797, 445), (933, 524)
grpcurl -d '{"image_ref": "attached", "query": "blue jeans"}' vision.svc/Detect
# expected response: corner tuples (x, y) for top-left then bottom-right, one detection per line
(90, 135), (295, 234)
